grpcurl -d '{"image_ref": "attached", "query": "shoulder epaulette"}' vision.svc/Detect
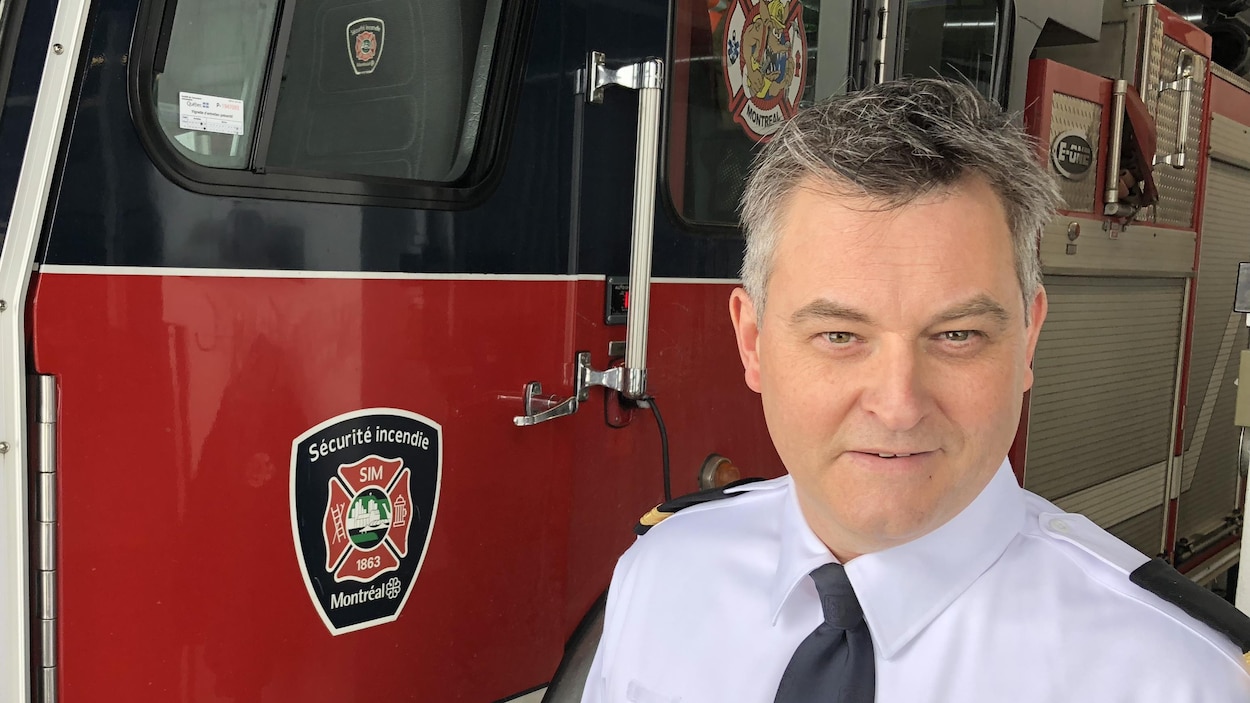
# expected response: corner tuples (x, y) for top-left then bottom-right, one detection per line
(1130, 557), (1250, 667)
(634, 477), (765, 536)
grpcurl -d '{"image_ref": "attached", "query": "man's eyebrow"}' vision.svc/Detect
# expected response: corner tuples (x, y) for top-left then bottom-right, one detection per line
(787, 295), (1012, 327)
(932, 295), (1012, 325)
(789, 299), (874, 326)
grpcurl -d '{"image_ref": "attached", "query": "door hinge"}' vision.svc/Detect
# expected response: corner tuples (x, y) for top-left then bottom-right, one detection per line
(31, 374), (56, 703)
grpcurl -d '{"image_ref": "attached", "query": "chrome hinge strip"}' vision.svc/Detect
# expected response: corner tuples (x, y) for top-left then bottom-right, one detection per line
(33, 375), (56, 703)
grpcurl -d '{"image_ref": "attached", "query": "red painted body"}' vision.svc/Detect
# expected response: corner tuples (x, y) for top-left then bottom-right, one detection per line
(30, 272), (778, 700)
(1157, 4), (1213, 59)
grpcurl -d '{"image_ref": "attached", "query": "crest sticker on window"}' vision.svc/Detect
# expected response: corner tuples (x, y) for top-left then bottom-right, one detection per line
(722, 0), (806, 142)
(347, 17), (385, 75)
(290, 409), (441, 635)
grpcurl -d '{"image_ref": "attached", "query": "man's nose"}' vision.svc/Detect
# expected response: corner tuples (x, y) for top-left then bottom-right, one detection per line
(858, 341), (929, 432)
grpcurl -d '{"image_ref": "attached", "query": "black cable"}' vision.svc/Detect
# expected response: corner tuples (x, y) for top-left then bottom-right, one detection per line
(640, 396), (671, 502)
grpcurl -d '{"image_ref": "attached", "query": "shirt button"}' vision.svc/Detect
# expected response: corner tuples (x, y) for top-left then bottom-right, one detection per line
(1049, 519), (1070, 533)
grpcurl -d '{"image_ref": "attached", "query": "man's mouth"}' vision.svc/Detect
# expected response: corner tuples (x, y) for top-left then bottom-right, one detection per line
(852, 449), (936, 459)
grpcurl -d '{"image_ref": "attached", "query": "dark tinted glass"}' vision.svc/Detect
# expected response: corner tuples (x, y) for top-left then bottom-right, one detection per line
(151, 0), (503, 182)
(666, 0), (855, 228)
(899, 0), (999, 96)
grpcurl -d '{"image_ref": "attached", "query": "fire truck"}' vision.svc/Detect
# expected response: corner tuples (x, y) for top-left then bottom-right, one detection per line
(1, 0), (1249, 700)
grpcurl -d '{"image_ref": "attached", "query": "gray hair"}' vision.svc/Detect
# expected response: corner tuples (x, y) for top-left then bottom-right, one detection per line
(739, 78), (1062, 323)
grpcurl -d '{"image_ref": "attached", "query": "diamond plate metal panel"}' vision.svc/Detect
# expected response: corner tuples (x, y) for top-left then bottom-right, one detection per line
(1142, 8), (1164, 116)
(1140, 17), (1205, 228)
(1049, 94), (1102, 213)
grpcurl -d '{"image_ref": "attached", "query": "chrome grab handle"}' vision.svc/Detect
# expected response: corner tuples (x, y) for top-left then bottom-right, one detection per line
(514, 53), (664, 425)
(620, 55), (663, 398)
(1156, 50), (1193, 169)
(1104, 79), (1129, 216)
(874, 2), (889, 84)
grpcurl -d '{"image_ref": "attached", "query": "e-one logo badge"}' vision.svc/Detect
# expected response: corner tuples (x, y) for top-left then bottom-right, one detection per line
(1051, 131), (1093, 181)
(290, 409), (441, 635)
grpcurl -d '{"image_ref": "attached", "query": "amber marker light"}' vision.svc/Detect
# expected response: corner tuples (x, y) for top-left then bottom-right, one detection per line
(699, 454), (742, 490)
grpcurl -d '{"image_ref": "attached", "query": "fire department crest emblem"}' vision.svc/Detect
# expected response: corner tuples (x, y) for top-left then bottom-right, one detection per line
(290, 409), (440, 634)
(722, 0), (806, 141)
(347, 17), (385, 75)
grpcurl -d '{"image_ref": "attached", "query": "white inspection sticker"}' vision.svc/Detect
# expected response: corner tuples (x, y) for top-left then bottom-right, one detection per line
(178, 91), (245, 136)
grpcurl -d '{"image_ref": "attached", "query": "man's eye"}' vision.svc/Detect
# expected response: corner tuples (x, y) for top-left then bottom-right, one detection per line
(940, 330), (975, 342)
(823, 332), (856, 345)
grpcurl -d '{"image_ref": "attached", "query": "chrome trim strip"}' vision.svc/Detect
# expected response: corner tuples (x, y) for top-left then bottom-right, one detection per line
(1239, 461), (1250, 610)
(1161, 278), (1192, 555)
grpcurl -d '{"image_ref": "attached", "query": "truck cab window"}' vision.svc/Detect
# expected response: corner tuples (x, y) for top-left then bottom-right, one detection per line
(154, 0), (279, 169)
(898, 0), (1000, 97)
(666, 0), (1004, 232)
(149, 0), (502, 183)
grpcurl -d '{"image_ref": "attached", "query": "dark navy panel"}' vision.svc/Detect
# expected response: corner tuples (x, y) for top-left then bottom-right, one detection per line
(38, 0), (744, 279)
(0, 0), (50, 225)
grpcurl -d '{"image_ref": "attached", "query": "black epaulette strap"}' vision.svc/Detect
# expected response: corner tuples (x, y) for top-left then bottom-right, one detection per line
(634, 477), (766, 536)
(1130, 558), (1250, 663)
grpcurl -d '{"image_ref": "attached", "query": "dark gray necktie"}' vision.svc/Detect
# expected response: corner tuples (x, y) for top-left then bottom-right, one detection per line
(774, 562), (876, 703)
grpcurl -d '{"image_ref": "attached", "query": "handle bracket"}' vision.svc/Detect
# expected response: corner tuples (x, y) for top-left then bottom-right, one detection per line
(513, 352), (648, 426)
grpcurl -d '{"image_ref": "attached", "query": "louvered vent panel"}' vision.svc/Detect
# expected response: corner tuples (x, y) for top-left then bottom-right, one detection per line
(1177, 161), (1250, 539)
(1108, 505), (1165, 557)
(1026, 277), (1184, 508)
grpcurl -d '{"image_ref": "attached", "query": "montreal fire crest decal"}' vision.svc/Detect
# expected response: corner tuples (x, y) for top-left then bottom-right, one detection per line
(290, 408), (441, 634)
(347, 17), (384, 75)
(723, 0), (807, 141)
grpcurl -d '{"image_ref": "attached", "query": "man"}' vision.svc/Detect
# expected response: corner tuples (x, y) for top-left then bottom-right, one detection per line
(581, 79), (1250, 702)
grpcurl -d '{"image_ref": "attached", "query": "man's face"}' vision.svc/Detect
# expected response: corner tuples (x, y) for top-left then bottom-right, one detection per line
(730, 176), (1046, 560)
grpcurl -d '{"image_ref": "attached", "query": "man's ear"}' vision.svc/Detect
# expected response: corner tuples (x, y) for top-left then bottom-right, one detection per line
(1022, 286), (1048, 392)
(730, 288), (763, 393)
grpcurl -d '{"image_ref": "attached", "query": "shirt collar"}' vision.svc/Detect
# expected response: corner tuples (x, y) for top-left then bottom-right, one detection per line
(769, 459), (1026, 659)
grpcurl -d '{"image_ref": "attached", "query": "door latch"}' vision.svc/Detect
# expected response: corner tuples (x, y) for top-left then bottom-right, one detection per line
(513, 352), (644, 426)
